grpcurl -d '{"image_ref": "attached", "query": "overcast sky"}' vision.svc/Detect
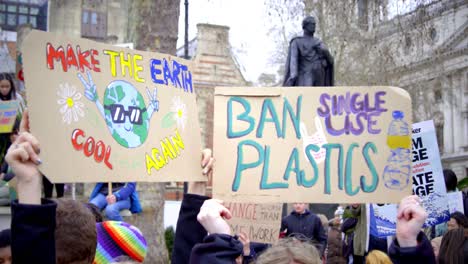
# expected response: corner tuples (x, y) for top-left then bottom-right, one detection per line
(176, 0), (436, 83)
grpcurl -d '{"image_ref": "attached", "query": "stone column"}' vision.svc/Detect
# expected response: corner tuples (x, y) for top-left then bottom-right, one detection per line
(442, 75), (454, 154)
(452, 72), (463, 152)
(463, 71), (468, 149)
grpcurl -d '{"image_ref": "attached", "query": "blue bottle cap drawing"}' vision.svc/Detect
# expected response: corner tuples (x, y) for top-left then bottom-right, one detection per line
(392, 110), (404, 119)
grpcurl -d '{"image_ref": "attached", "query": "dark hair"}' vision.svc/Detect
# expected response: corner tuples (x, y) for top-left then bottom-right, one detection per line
(84, 202), (103, 222)
(438, 228), (467, 264)
(443, 169), (458, 192)
(0, 73), (17, 101)
(450, 211), (468, 228)
(0, 229), (11, 248)
(55, 199), (97, 264)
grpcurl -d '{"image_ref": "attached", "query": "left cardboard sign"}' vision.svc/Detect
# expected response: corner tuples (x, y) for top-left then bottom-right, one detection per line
(22, 30), (204, 183)
(0, 101), (19, 133)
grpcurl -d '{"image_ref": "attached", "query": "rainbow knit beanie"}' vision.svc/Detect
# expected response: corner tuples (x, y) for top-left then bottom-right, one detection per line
(94, 221), (147, 264)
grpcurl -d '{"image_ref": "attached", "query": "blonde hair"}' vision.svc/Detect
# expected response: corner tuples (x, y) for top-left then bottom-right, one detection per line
(316, 214), (328, 228)
(255, 238), (321, 264)
(431, 236), (442, 249)
(365, 250), (392, 264)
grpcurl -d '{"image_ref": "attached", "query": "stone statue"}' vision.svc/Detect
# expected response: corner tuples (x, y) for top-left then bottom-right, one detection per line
(283, 16), (334, 87)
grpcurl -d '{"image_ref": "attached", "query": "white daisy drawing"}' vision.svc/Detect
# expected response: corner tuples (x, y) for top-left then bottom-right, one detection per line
(57, 83), (85, 124)
(171, 96), (187, 130)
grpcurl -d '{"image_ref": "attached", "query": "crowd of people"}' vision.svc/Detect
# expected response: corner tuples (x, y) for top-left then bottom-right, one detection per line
(0, 71), (466, 263)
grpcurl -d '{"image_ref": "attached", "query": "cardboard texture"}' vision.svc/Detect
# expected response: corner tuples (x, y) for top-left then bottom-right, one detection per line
(22, 30), (204, 183)
(224, 202), (282, 244)
(0, 101), (19, 133)
(213, 86), (412, 203)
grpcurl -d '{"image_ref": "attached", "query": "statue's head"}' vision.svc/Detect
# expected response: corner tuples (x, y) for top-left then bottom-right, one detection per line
(302, 16), (316, 34)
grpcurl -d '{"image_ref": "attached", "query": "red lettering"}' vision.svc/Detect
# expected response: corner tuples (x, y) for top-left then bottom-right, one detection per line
(94, 141), (105, 163)
(91, 49), (101, 72)
(77, 45), (91, 72)
(104, 146), (113, 170)
(46, 43), (67, 71)
(84, 137), (95, 157)
(71, 129), (85, 150)
(70, 129), (113, 170)
(66, 44), (79, 71)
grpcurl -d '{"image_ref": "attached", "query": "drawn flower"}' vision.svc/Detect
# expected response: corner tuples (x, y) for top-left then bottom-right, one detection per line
(57, 83), (85, 124)
(170, 96), (187, 130)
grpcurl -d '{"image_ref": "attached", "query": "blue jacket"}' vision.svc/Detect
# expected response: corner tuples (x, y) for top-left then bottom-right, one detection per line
(89, 182), (142, 214)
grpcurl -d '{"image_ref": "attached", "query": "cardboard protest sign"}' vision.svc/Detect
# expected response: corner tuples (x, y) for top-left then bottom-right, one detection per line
(22, 30), (203, 183)
(224, 202), (282, 244)
(371, 120), (450, 237)
(0, 101), (19, 133)
(213, 87), (412, 203)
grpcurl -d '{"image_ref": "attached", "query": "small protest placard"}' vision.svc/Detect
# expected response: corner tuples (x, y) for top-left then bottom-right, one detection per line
(447, 191), (464, 214)
(0, 101), (18, 133)
(22, 30), (203, 183)
(213, 87), (412, 203)
(371, 120), (450, 237)
(224, 202), (282, 244)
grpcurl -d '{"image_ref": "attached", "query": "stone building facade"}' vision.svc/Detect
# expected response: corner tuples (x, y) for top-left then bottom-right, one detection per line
(370, 0), (468, 179)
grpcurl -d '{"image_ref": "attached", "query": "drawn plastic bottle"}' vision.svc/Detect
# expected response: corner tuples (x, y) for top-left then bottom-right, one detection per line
(382, 110), (411, 190)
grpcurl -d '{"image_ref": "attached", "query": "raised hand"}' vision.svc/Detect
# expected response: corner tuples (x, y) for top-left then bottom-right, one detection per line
(396, 195), (428, 247)
(78, 70), (98, 102)
(5, 131), (42, 204)
(197, 199), (232, 235)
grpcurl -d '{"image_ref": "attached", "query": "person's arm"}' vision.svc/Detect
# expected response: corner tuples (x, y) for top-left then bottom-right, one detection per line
(189, 199), (242, 263)
(171, 149), (213, 264)
(7, 110), (57, 263)
(388, 195), (436, 264)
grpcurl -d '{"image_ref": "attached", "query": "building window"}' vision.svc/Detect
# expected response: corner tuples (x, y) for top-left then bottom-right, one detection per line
(0, 0), (47, 31)
(358, 0), (369, 30)
(81, 9), (107, 39)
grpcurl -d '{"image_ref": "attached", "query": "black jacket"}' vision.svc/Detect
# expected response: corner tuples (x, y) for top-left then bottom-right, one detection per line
(388, 231), (436, 264)
(190, 234), (243, 264)
(11, 199), (57, 264)
(171, 193), (210, 264)
(280, 210), (327, 254)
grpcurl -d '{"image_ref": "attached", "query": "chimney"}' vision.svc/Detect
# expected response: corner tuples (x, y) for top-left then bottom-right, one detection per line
(196, 23), (230, 56)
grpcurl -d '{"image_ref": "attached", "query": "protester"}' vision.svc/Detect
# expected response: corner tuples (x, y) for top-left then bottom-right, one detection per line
(388, 195), (436, 264)
(0, 229), (11, 264)
(365, 250), (392, 264)
(327, 217), (346, 264)
(171, 148), (214, 264)
(347, 204), (387, 264)
(438, 227), (467, 264)
(6, 110), (97, 263)
(447, 211), (468, 231)
(89, 182), (141, 221)
(94, 221), (147, 263)
(431, 236), (442, 261)
(254, 238), (321, 264)
(280, 203), (327, 255)
(0, 73), (26, 112)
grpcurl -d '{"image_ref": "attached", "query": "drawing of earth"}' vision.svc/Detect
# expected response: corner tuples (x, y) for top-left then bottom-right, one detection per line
(103, 80), (149, 148)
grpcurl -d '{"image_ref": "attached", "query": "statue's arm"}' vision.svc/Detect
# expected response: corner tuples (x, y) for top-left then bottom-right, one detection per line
(318, 42), (334, 66)
(289, 40), (299, 78)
